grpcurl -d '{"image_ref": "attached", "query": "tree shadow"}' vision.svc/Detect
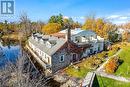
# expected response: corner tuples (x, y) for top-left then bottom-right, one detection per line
(92, 75), (100, 87)
(118, 59), (124, 66)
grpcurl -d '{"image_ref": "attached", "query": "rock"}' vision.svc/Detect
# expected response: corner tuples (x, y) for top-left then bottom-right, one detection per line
(61, 78), (80, 87)
(54, 74), (69, 83)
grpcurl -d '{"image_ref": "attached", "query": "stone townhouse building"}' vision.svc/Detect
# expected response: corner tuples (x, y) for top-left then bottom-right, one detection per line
(26, 28), (104, 74)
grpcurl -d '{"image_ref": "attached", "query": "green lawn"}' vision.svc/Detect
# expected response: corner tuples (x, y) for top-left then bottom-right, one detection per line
(64, 43), (130, 79)
(64, 57), (96, 78)
(95, 75), (130, 87)
(64, 65), (91, 78)
(64, 45), (119, 78)
(114, 43), (130, 78)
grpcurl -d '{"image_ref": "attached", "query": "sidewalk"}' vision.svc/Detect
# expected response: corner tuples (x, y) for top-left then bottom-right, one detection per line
(96, 71), (130, 82)
(96, 49), (130, 82)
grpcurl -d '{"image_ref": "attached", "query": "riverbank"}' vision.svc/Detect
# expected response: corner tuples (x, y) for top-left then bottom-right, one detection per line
(1, 33), (28, 43)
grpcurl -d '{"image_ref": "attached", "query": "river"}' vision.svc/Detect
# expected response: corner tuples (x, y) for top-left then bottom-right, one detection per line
(0, 39), (61, 87)
(0, 39), (20, 67)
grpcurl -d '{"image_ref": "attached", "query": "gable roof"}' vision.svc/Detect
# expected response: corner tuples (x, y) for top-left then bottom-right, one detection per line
(59, 28), (96, 36)
(29, 35), (66, 56)
(51, 32), (65, 38)
(29, 28), (96, 56)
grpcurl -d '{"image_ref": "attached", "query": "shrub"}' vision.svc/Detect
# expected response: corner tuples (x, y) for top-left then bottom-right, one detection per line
(104, 57), (119, 74)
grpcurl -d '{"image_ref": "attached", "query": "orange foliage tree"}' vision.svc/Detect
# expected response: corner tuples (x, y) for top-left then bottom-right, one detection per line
(82, 17), (116, 39)
(104, 57), (119, 74)
(42, 23), (62, 34)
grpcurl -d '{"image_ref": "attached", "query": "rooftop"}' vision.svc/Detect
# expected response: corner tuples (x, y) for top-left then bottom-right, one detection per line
(59, 28), (95, 35)
(29, 33), (66, 56)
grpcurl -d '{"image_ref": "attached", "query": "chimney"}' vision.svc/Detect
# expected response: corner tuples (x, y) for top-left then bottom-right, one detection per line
(66, 28), (71, 41)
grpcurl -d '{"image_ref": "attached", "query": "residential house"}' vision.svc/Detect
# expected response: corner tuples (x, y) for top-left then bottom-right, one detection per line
(27, 28), (104, 74)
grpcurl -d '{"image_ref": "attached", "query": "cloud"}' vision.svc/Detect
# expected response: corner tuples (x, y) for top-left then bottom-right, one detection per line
(72, 16), (85, 20)
(119, 16), (129, 20)
(63, 16), (69, 19)
(107, 15), (121, 19)
(107, 14), (130, 25)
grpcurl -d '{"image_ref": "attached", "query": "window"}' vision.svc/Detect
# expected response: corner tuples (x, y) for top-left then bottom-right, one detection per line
(98, 45), (100, 51)
(60, 55), (64, 62)
(90, 49), (93, 53)
(83, 36), (85, 38)
(72, 54), (77, 62)
(48, 57), (50, 64)
(45, 54), (46, 59)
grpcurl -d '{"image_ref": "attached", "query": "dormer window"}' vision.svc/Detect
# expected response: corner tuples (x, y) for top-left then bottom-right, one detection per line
(46, 40), (56, 48)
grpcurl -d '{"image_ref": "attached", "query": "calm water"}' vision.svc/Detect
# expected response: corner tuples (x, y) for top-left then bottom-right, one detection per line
(0, 41), (20, 67)
(0, 40), (60, 86)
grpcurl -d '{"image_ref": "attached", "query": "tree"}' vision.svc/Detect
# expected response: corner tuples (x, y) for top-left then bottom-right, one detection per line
(0, 51), (49, 87)
(121, 22), (130, 29)
(48, 14), (63, 26)
(49, 14), (81, 29)
(122, 31), (129, 42)
(42, 23), (62, 34)
(49, 16), (57, 23)
(82, 17), (95, 30)
(19, 12), (31, 37)
(31, 21), (45, 33)
(108, 29), (121, 43)
(104, 57), (119, 73)
(82, 16), (116, 39)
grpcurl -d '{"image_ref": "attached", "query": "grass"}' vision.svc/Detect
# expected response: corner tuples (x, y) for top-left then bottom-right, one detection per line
(64, 45), (119, 78)
(64, 42), (130, 79)
(95, 75), (130, 87)
(64, 65), (91, 78)
(64, 44), (120, 78)
(64, 57), (96, 78)
(114, 43), (130, 78)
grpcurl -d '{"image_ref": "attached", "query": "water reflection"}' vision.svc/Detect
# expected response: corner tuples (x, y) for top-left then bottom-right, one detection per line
(0, 39), (20, 67)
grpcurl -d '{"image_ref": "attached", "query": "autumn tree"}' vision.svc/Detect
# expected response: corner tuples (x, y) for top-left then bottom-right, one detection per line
(122, 31), (129, 42)
(82, 17), (95, 30)
(0, 22), (4, 32)
(104, 57), (119, 74)
(122, 22), (130, 29)
(82, 16), (116, 39)
(42, 23), (62, 34)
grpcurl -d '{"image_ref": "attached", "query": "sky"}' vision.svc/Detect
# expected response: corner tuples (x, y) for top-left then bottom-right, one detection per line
(1, 0), (130, 24)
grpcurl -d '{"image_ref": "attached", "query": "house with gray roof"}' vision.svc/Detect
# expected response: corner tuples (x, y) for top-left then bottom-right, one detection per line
(27, 28), (104, 74)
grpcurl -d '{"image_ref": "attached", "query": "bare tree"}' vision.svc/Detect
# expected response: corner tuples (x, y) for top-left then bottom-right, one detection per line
(19, 12), (32, 38)
(0, 51), (50, 87)
(31, 21), (45, 33)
